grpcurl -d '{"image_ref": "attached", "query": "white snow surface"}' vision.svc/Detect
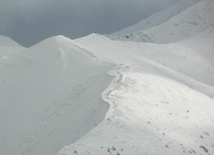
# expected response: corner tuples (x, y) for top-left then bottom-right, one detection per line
(110, 0), (214, 43)
(113, 0), (201, 35)
(59, 33), (214, 155)
(0, 35), (22, 47)
(0, 35), (113, 155)
(0, 35), (25, 59)
(1, 1), (214, 155)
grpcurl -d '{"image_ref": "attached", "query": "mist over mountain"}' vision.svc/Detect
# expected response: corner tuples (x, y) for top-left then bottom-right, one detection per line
(0, 0), (178, 47)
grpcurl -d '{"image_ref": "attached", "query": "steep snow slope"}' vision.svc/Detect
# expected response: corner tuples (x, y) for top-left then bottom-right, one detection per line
(59, 68), (214, 155)
(111, 0), (214, 43)
(58, 33), (214, 155)
(113, 0), (200, 35)
(0, 36), (113, 155)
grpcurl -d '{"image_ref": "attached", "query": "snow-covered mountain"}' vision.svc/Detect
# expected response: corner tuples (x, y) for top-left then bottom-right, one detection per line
(0, 36), (113, 155)
(0, 35), (25, 63)
(58, 31), (214, 155)
(113, 0), (201, 35)
(0, 35), (22, 47)
(0, 0), (214, 155)
(110, 0), (214, 43)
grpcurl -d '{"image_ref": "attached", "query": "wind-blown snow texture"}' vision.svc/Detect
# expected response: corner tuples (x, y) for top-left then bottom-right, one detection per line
(1, 0), (214, 155)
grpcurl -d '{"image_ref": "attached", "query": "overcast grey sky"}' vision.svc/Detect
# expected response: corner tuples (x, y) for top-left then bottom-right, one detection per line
(0, 0), (178, 47)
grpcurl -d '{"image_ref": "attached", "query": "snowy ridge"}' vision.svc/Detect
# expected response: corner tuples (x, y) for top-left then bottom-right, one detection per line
(142, 0), (214, 43)
(58, 30), (214, 155)
(59, 67), (214, 155)
(1, 0), (214, 155)
(0, 35), (113, 155)
(113, 0), (201, 35)
(0, 35), (25, 61)
(74, 33), (214, 88)
(110, 0), (214, 43)
(0, 35), (22, 47)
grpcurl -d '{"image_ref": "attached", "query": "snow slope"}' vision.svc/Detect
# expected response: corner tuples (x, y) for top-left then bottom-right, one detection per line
(0, 36), (113, 155)
(59, 68), (214, 155)
(1, 0), (214, 155)
(74, 33), (214, 91)
(113, 0), (200, 35)
(0, 35), (25, 58)
(58, 30), (214, 155)
(57, 2), (214, 152)
(0, 35), (22, 47)
(110, 0), (214, 43)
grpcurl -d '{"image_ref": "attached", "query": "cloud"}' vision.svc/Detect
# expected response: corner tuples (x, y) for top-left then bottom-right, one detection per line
(0, 0), (179, 46)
